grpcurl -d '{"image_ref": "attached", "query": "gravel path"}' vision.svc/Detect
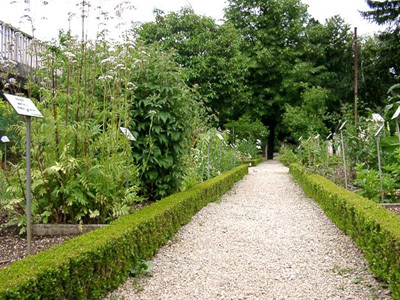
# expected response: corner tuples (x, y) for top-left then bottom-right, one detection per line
(106, 160), (391, 300)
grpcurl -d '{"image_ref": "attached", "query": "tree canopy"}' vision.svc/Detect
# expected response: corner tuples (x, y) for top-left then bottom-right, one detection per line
(137, 8), (250, 126)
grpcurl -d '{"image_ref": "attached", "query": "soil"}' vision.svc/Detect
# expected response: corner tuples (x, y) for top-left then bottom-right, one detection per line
(385, 205), (400, 216)
(0, 211), (72, 269)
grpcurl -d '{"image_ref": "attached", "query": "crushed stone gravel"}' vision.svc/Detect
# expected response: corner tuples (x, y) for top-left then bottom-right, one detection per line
(105, 160), (392, 300)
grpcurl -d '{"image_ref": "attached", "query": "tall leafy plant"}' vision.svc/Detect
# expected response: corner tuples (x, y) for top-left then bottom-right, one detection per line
(129, 44), (199, 200)
(1, 33), (141, 228)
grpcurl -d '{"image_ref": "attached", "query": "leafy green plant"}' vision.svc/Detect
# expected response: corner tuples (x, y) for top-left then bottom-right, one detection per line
(129, 45), (199, 200)
(129, 251), (154, 277)
(225, 115), (269, 147)
(279, 146), (299, 167)
(1, 33), (142, 228)
(180, 128), (241, 190)
(354, 163), (396, 203)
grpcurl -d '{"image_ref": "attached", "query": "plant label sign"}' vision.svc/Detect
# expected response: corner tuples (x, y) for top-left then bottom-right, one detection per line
(372, 113), (384, 123)
(3, 93), (43, 118)
(375, 125), (384, 137)
(216, 132), (224, 140)
(120, 127), (136, 141)
(1, 136), (10, 143)
(339, 121), (347, 131)
(392, 106), (400, 120)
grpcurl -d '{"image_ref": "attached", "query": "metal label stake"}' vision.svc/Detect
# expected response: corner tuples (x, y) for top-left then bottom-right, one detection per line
(216, 132), (224, 171)
(2, 93), (43, 256)
(1, 136), (10, 169)
(120, 127), (136, 188)
(392, 106), (400, 145)
(314, 134), (320, 167)
(339, 121), (348, 189)
(375, 125), (385, 202)
(326, 133), (332, 169)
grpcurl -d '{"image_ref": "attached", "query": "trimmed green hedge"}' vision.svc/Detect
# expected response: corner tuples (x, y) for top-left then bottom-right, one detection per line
(0, 164), (248, 299)
(250, 157), (264, 166)
(290, 163), (400, 299)
(243, 157), (263, 166)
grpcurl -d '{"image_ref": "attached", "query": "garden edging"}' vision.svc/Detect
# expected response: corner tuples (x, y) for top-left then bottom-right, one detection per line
(0, 164), (248, 299)
(289, 163), (400, 299)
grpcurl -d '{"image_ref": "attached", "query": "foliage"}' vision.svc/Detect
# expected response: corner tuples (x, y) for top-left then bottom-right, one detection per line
(354, 163), (397, 203)
(235, 139), (260, 160)
(129, 44), (199, 200)
(224, 115), (269, 145)
(278, 146), (299, 167)
(301, 16), (354, 111)
(282, 87), (329, 142)
(180, 128), (242, 191)
(225, 0), (309, 158)
(0, 164), (248, 300)
(137, 8), (250, 126)
(290, 163), (400, 298)
(1, 33), (142, 227)
(361, 1), (399, 90)
(361, 0), (400, 27)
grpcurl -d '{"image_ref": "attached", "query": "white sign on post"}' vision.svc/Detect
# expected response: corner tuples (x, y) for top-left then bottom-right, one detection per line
(339, 121), (347, 131)
(1, 136), (10, 143)
(3, 93), (43, 118)
(2, 93), (43, 256)
(120, 127), (136, 141)
(375, 125), (385, 137)
(392, 106), (400, 120)
(372, 113), (384, 123)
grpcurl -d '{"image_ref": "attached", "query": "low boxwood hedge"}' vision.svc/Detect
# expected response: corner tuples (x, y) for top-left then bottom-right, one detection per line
(0, 164), (248, 299)
(250, 157), (264, 166)
(290, 163), (400, 299)
(243, 157), (264, 166)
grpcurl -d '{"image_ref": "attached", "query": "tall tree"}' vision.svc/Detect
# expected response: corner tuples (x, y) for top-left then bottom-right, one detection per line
(361, 0), (399, 83)
(137, 8), (250, 126)
(301, 16), (354, 112)
(225, 0), (309, 158)
(361, 0), (400, 26)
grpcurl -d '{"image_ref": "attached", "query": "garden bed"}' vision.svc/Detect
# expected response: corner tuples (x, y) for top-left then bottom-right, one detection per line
(0, 164), (248, 299)
(0, 201), (153, 270)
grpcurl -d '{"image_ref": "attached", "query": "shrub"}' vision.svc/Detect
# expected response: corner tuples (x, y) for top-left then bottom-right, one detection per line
(0, 164), (248, 299)
(129, 45), (199, 200)
(290, 163), (400, 298)
(278, 146), (299, 166)
(224, 115), (269, 150)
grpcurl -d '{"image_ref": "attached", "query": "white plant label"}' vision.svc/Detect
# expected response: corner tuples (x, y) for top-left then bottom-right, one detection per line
(3, 93), (43, 118)
(120, 127), (136, 141)
(1, 136), (10, 143)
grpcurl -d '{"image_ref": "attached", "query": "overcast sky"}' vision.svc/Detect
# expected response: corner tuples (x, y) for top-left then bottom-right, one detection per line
(0, 0), (383, 41)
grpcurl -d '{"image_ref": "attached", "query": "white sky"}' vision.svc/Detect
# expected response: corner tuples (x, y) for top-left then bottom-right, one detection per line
(0, 0), (384, 41)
